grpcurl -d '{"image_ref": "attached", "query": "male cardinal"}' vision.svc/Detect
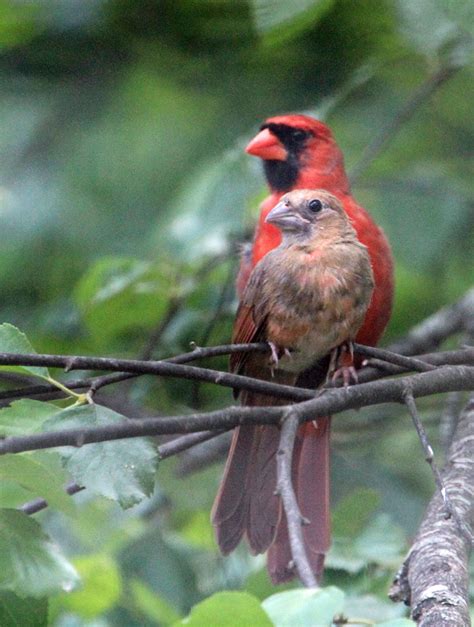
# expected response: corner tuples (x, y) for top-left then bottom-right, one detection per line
(213, 115), (394, 584)
(212, 190), (374, 580)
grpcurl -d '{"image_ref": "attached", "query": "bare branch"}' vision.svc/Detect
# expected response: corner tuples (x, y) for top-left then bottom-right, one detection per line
(388, 288), (474, 356)
(276, 410), (318, 587)
(390, 397), (474, 625)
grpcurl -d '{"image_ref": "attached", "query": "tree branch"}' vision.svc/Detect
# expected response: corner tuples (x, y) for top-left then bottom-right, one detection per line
(388, 288), (474, 356)
(1, 365), (473, 456)
(276, 410), (318, 587)
(390, 397), (474, 625)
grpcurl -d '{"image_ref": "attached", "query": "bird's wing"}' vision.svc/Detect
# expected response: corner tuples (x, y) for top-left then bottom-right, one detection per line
(230, 264), (269, 375)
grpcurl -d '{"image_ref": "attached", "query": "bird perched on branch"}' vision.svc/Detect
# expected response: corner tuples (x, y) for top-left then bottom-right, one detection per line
(215, 114), (394, 584)
(212, 189), (374, 582)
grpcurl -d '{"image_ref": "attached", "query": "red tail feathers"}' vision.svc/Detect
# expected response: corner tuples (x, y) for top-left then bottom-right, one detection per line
(212, 418), (330, 583)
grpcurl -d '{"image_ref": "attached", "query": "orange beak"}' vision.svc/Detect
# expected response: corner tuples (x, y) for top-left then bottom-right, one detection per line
(245, 128), (288, 161)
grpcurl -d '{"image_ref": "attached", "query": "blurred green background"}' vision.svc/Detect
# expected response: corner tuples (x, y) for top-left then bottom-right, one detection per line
(0, 0), (473, 625)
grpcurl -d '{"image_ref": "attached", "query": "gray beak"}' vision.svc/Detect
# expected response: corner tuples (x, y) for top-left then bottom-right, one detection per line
(265, 201), (309, 231)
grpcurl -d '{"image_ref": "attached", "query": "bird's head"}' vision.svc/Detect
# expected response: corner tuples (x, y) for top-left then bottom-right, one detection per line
(265, 189), (349, 238)
(246, 115), (339, 192)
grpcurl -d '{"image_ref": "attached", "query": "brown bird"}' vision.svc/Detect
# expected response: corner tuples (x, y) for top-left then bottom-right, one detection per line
(212, 189), (374, 582)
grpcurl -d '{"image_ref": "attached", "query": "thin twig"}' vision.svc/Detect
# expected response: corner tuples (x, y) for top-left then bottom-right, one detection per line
(403, 389), (473, 544)
(354, 344), (436, 372)
(276, 410), (317, 587)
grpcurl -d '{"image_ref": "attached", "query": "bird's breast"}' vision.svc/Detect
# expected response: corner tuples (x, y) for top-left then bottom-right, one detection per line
(264, 264), (370, 373)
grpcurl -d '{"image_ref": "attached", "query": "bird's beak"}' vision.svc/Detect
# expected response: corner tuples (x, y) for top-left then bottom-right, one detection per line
(265, 201), (308, 230)
(245, 128), (288, 161)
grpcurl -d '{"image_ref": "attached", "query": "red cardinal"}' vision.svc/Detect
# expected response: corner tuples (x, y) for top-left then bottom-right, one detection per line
(212, 190), (374, 580)
(214, 115), (394, 583)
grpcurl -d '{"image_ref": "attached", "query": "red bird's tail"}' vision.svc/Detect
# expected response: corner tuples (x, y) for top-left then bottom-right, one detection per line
(212, 415), (331, 583)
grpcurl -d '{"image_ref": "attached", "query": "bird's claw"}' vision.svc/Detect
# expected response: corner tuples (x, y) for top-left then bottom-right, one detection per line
(268, 343), (292, 376)
(332, 365), (358, 388)
(328, 341), (358, 387)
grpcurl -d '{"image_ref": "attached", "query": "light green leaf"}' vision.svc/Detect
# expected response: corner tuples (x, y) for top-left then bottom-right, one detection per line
(0, 400), (63, 437)
(378, 620), (415, 626)
(262, 587), (345, 627)
(57, 554), (121, 618)
(131, 579), (181, 626)
(0, 509), (79, 597)
(43, 404), (157, 509)
(0, 324), (49, 379)
(251, 0), (334, 42)
(0, 453), (74, 516)
(0, 592), (47, 627)
(74, 256), (174, 344)
(177, 591), (272, 626)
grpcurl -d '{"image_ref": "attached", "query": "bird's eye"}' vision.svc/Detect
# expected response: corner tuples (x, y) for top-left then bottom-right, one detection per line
(308, 199), (323, 213)
(292, 129), (306, 141)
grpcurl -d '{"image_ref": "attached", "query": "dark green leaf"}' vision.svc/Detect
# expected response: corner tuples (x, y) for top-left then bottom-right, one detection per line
(131, 579), (181, 625)
(0, 592), (47, 627)
(0, 509), (79, 597)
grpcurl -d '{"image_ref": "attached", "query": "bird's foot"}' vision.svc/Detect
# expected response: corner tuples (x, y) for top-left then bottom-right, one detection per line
(268, 342), (292, 375)
(329, 341), (358, 388)
(332, 364), (358, 387)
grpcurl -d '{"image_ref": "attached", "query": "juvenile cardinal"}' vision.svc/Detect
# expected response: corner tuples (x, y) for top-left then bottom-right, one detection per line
(212, 190), (374, 581)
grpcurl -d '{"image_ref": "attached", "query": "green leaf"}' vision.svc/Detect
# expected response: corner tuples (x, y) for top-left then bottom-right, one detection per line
(251, 0), (334, 43)
(0, 509), (79, 597)
(43, 404), (157, 509)
(378, 621), (415, 626)
(0, 324), (49, 379)
(57, 554), (121, 618)
(0, 453), (75, 516)
(131, 579), (181, 625)
(74, 256), (174, 345)
(0, 400), (63, 437)
(0, 592), (47, 627)
(332, 488), (380, 537)
(176, 591), (272, 626)
(262, 587), (345, 627)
